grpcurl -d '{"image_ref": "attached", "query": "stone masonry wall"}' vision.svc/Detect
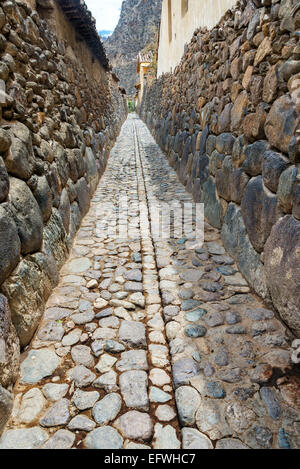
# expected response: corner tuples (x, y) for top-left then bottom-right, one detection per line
(140, 0), (300, 338)
(0, 0), (127, 426)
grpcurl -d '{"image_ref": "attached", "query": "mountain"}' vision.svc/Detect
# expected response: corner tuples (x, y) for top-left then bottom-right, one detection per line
(105, 0), (162, 97)
(99, 30), (113, 40)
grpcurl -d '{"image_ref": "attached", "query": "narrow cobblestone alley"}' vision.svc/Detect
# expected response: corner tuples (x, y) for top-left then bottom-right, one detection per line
(0, 115), (299, 450)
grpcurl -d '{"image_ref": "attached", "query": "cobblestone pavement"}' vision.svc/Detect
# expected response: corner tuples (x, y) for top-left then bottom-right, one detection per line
(1, 115), (299, 449)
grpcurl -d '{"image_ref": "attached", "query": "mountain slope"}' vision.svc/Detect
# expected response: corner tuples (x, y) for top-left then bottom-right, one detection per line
(105, 0), (162, 97)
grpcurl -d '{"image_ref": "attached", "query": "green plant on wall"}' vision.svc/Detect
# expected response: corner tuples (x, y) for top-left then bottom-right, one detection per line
(128, 101), (136, 112)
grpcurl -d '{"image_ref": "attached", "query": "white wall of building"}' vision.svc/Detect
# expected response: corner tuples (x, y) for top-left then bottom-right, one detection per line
(157, 0), (237, 76)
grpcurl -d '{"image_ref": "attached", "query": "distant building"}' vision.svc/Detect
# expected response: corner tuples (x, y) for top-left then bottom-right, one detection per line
(135, 53), (153, 109)
(157, 0), (237, 76)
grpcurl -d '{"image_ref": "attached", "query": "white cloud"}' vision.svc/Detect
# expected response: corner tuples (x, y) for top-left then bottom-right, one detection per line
(85, 0), (123, 32)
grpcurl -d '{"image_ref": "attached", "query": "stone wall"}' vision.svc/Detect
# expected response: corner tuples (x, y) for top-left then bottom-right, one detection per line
(140, 0), (300, 337)
(0, 0), (127, 430)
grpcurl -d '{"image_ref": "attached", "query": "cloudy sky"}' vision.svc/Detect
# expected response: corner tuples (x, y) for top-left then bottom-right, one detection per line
(85, 0), (123, 32)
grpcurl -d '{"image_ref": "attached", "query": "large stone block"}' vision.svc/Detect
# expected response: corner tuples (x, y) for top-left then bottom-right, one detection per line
(241, 141), (270, 177)
(30, 176), (53, 223)
(75, 177), (90, 217)
(216, 156), (233, 202)
(230, 168), (249, 204)
(221, 203), (270, 301)
(0, 157), (9, 202)
(9, 177), (43, 255)
(201, 177), (222, 229)
(69, 201), (82, 242)
(43, 208), (68, 272)
(53, 142), (69, 188)
(0, 385), (13, 435)
(5, 123), (35, 180)
(0, 204), (20, 285)
(58, 188), (70, 234)
(0, 294), (19, 388)
(2, 257), (51, 347)
(265, 95), (298, 154)
(264, 216), (300, 336)
(231, 91), (249, 131)
(262, 151), (288, 193)
(277, 166), (299, 214)
(241, 176), (279, 253)
(85, 147), (99, 196)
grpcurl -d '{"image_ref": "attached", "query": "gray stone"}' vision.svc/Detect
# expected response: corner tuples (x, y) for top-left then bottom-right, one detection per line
(84, 427), (123, 449)
(241, 176), (279, 253)
(175, 386), (201, 426)
(5, 127), (35, 180)
(262, 150), (288, 193)
(0, 157), (9, 203)
(39, 399), (70, 427)
(92, 393), (122, 425)
(37, 320), (64, 342)
(42, 383), (69, 402)
(72, 389), (99, 410)
(93, 370), (118, 392)
(20, 349), (60, 384)
(119, 370), (149, 410)
(226, 402), (256, 433)
(62, 328), (82, 346)
(221, 203), (269, 301)
(153, 424), (180, 449)
(204, 312), (224, 327)
(218, 368), (242, 383)
(216, 438), (249, 449)
(116, 350), (148, 372)
(241, 141), (269, 177)
(16, 388), (45, 424)
(71, 345), (94, 368)
(0, 385), (13, 434)
(163, 305), (180, 322)
(0, 427), (49, 449)
(67, 365), (96, 388)
(264, 216), (300, 336)
(31, 176), (53, 223)
(68, 415), (96, 432)
(0, 206), (21, 285)
(114, 411), (153, 441)
(124, 269), (142, 282)
(0, 294), (20, 388)
(155, 405), (176, 422)
(124, 281), (143, 292)
(71, 310), (95, 325)
(182, 428), (213, 449)
(181, 299), (202, 311)
(172, 358), (200, 388)
(9, 177), (43, 255)
(180, 269), (203, 282)
(277, 166), (299, 214)
(76, 177), (90, 217)
(119, 320), (146, 348)
(206, 381), (226, 399)
(105, 340), (126, 354)
(185, 325), (207, 338)
(260, 387), (282, 420)
(149, 387), (172, 403)
(265, 94), (298, 154)
(200, 177), (223, 229)
(41, 430), (75, 449)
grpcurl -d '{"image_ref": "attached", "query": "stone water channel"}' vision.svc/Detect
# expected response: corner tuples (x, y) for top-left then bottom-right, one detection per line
(0, 114), (299, 449)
